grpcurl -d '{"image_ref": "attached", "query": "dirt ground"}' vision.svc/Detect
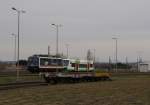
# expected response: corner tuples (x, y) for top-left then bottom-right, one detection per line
(0, 75), (150, 105)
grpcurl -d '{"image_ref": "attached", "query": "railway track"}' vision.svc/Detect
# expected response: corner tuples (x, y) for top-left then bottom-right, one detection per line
(0, 81), (48, 90)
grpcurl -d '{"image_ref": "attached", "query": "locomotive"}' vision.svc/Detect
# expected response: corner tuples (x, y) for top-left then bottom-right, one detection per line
(27, 54), (111, 83)
(27, 55), (64, 73)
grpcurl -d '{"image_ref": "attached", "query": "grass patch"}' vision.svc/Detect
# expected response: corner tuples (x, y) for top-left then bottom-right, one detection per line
(0, 75), (43, 84)
(0, 76), (16, 84)
(0, 75), (150, 105)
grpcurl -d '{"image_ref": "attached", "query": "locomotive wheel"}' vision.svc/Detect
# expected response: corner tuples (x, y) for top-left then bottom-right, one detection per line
(44, 77), (50, 83)
(49, 78), (57, 84)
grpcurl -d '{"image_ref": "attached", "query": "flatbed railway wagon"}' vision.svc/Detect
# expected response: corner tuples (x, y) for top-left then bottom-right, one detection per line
(27, 55), (111, 84)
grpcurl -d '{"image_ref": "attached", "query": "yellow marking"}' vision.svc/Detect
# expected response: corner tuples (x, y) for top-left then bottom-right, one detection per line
(95, 72), (111, 78)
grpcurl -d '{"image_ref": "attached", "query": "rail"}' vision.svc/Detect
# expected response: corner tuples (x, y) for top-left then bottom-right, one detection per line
(0, 81), (48, 90)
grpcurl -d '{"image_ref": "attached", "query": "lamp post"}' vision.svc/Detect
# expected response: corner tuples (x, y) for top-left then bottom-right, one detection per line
(12, 7), (25, 80)
(65, 44), (69, 58)
(48, 45), (50, 56)
(112, 37), (118, 72)
(11, 33), (17, 62)
(93, 49), (96, 63)
(51, 24), (62, 56)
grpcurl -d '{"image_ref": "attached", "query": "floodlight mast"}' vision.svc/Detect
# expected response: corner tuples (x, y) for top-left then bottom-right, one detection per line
(12, 7), (25, 80)
(51, 24), (62, 56)
(11, 33), (17, 62)
(112, 37), (118, 72)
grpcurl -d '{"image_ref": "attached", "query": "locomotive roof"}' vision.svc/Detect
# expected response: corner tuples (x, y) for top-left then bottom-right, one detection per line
(31, 54), (66, 58)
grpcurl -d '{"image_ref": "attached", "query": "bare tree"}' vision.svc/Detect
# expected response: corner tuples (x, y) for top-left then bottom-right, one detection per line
(87, 49), (93, 61)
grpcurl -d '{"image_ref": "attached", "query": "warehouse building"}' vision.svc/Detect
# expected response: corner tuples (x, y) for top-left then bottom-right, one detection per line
(139, 61), (150, 72)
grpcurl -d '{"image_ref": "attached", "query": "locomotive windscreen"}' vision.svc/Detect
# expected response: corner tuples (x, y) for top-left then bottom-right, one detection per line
(27, 56), (39, 66)
(63, 60), (69, 66)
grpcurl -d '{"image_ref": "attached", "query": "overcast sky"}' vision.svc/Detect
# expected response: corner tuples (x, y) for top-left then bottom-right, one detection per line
(1, 0), (150, 62)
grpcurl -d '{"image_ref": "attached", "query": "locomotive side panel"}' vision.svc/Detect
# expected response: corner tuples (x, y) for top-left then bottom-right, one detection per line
(39, 57), (64, 72)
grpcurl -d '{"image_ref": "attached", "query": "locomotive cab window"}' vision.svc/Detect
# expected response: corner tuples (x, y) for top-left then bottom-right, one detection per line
(71, 63), (75, 67)
(63, 60), (69, 66)
(28, 57), (39, 66)
(57, 59), (63, 66)
(90, 64), (93, 67)
(40, 58), (49, 66)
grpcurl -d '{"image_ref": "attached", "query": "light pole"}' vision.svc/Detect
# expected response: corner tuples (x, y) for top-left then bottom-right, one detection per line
(11, 33), (17, 62)
(12, 7), (25, 80)
(93, 49), (96, 63)
(65, 44), (69, 58)
(51, 24), (62, 56)
(112, 37), (118, 72)
(48, 45), (50, 56)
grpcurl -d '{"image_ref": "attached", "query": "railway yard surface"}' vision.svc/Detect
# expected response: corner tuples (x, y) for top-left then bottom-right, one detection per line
(0, 74), (150, 105)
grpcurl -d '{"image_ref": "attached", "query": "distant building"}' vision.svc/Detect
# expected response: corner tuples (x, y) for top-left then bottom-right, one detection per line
(139, 61), (150, 72)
